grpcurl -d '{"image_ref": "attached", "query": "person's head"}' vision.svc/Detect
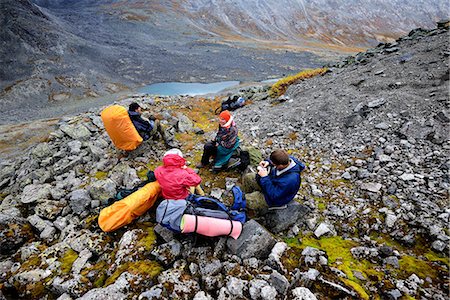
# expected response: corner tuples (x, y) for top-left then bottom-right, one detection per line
(219, 110), (231, 126)
(163, 148), (183, 158)
(270, 149), (290, 170)
(129, 102), (142, 113)
(162, 148), (185, 167)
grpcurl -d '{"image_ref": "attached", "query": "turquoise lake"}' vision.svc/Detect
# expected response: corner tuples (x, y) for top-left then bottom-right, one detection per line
(138, 81), (241, 96)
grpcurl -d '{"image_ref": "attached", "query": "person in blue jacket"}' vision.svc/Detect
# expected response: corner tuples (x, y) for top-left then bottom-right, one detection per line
(242, 149), (305, 215)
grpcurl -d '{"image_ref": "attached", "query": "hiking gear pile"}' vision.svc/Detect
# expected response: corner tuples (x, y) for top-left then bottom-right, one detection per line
(156, 186), (246, 239)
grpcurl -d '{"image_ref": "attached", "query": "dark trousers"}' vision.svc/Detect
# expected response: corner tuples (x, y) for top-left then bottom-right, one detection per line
(201, 141), (217, 165)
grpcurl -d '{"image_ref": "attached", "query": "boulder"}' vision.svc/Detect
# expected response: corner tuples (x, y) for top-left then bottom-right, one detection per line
(263, 201), (310, 233)
(20, 184), (52, 204)
(69, 189), (92, 215)
(227, 220), (277, 259)
(89, 179), (116, 201)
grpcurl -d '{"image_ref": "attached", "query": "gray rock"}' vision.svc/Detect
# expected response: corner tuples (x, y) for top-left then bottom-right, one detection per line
(260, 286), (278, 300)
(341, 171), (352, 180)
(60, 124), (91, 140)
(269, 270), (289, 295)
(76, 272), (134, 299)
(385, 213), (398, 228)
(267, 242), (287, 272)
(0, 214), (34, 255)
(368, 98), (386, 108)
(69, 189), (92, 215)
(199, 259), (222, 277)
(138, 285), (163, 300)
(89, 179), (116, 201)
(384, 256), (400, 268)
(226, 277), (248, 297)
(263, 201), (310, 233)
(56, 293), (72, 300)
(151, 240), (182, 265)
(72, 249), (92, 274)
(31, 143), (52, 159)
(153, 224), (175, 243)
(40, 225), (57, 241)
(386, 289), (402, 300)
(431, 240), (446, 252)
(361, 182), (382, 193)
(35, 200), (64, 220)
(399, 173), (415, 181)
(314, 223), (335, 238)
(193, 291), (213, 300)
(20, 184), (52, 204)
(67, 140), (82, 154)
(27, 214), (53, 232)
(292, 287), (318, 300)
(249, 279), (269, 300)
(227, 220), (277, 259)
(177, 113), (194, 133)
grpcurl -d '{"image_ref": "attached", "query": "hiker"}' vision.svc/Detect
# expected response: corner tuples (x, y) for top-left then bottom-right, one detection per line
(128, 102), (178, 148)
(242, 149), (305, 215)
(155, 149), (203, 200)
(128, 102), (160, 141)
(196, 110), (240, 171)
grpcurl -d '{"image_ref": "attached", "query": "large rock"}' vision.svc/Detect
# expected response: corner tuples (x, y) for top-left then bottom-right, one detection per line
(263, 201), (311, 233)
(89, 179), (117, 201)
(20, 184), (52, 204)
(69, 189), (92, 215)
(60, 124), (91, 140)
(227, 220), (277, 259)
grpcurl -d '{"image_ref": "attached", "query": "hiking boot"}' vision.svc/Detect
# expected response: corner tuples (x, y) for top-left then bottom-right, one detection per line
(227, 157), (241, 169)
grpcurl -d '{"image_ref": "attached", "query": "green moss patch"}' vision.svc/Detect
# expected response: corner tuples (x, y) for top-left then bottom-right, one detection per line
(94, 171), (108, 180)
(59, 249), (78, 275)
(105, 260), (162, 287)
(286, 235), (384, 297)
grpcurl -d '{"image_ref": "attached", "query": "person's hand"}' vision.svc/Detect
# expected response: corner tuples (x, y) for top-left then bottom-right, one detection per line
(259, 161), (269, 168)
(257, 166), (268, 177)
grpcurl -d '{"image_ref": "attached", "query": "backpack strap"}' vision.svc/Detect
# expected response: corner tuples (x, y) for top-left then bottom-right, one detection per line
(161, 200), (169, 223)
(228, 219), (234, 237)
(194, 215), (198, 233)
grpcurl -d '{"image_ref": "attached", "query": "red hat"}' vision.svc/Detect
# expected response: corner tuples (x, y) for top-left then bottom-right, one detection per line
(219, 110), (231, 122)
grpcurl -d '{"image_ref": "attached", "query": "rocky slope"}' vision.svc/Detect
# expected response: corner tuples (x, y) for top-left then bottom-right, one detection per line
(0, 23), (448, 299)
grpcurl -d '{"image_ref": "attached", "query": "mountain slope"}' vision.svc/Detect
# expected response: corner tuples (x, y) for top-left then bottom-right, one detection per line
(0, 23), (448, 300)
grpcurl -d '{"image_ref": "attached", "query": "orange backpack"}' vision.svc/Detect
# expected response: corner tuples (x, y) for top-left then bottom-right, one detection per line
(98, 181), (161, 232)
(101, 105), (143, 151)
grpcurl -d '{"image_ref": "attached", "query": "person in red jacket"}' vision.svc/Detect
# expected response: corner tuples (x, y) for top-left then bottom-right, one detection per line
(155, 149), (202, 200)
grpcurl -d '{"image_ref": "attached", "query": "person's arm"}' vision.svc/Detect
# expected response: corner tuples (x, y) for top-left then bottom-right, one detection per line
(182, 168), (202, 187)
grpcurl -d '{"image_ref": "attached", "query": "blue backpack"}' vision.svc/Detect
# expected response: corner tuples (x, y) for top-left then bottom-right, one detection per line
(186, 186), (247, 223)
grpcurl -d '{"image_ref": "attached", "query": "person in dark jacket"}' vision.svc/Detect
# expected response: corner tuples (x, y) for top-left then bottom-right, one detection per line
(196, 110), (240, 171)
(242, 149), (305, 215)
(128, 102), (177, 148)
(128, 102), (158, 141)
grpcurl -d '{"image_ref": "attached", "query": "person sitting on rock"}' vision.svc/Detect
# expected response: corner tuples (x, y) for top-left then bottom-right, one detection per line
(242, 149), (305, 215)
(155, 149), (203, 200)
(196, 110), (240, 172)
(128, 102), (177, 148)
